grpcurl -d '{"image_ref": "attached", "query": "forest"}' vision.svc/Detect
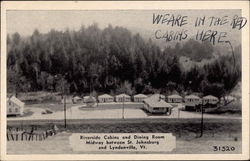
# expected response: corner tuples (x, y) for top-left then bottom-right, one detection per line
(7, 23), (241, 98)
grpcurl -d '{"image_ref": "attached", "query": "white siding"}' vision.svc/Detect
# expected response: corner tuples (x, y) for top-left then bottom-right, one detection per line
(7, 100), (24, 115)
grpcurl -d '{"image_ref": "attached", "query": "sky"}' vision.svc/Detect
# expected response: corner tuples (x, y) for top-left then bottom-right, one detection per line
(7, 10), (242, 46)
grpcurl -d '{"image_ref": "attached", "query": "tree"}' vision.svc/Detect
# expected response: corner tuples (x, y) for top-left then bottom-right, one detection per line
(12, 32), (21, 46)
(88, 63), (103, 91)
(200, 80), (225, 98)
(204, 55), (241, 95)
(180, 39), (213, 62)
(6, 25), (241, 96)
(116, 81), (134, 95)
(142, 83), (154, 94)
(134, 78), (144, 93)
(166, 81), (176, 94)
(55, 75), (70, 94)
(183, 66), (204, 92)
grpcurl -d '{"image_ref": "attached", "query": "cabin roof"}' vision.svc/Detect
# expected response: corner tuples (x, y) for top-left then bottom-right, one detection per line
(144, 98), (172, 108)
(73, 96), (82, 100)
(84, 96), (96, 102)
(203, 95), (218, 100)
(148, 94), (165, 100)
(185, 95), (200, 99)
(224, 95), (237, 100)
(168, 94), (182, 99)
(116, 93), (130, 98)
(98, 94), (113, 98)
(8, 96), (24, 107)
(134, 94), (147, 98)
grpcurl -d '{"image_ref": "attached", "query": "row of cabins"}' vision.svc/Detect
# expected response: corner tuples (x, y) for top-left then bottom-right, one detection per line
(73, 93), (148, 104)
(74, 93), (219, 105)
(98, 93), (147, 103)
(74, 93), (221, 113)
(6, 93), (235, 116)
(144, 94), (220, 113)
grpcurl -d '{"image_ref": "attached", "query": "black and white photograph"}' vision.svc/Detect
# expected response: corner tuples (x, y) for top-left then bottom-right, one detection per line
(1, 1), (249, 160)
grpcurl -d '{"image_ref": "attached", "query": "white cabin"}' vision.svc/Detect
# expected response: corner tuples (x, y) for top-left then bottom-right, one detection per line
(167, 94), (183, 103)
(7, 96), (24, 116)
(98, 94), (114, 103)
(115, 93), (131, 102)
(202, 95), (219, 105)
(72, 96), (82, 104)
(133, 94), (148, 102)
(184, 95), (201, 107)
(83, 96), (96, 103)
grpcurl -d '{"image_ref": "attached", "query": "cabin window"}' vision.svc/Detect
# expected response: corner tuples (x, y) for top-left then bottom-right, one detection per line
(9, 108), (12, 112)
(15, 108), (18, 112)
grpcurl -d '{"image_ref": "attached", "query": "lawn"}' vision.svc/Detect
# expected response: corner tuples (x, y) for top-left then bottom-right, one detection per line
(7, 119), (241, 139)
(79, 103), (143, 110)
(26, 102), (74, 112)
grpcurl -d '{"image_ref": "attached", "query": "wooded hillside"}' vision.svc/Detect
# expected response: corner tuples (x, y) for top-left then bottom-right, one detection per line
(7, 24), (241, 98)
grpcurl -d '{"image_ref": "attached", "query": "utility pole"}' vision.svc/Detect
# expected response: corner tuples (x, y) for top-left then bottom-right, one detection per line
(122, 96), (125, 119)
(63, 77), (67, 129)
(64, 94), (66, 128)
(199, 103), (204, 137)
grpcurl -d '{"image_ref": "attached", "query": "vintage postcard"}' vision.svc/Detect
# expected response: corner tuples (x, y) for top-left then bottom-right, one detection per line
(1, 1), (249, 160)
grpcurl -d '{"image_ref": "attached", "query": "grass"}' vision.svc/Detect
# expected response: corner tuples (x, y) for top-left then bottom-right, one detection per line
(79, 103), (143, 111)
(26, 103), (73, 112)
(140, 108), (169, 116)
(21, 109), (34, 117)
(7, 118), (241, 140)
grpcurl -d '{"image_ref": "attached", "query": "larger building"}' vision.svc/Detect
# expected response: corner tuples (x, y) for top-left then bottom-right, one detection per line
(143, 97), (172, 114)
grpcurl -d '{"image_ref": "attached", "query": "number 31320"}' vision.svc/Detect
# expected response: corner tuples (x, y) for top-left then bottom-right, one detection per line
(213, 146), (235, 151)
